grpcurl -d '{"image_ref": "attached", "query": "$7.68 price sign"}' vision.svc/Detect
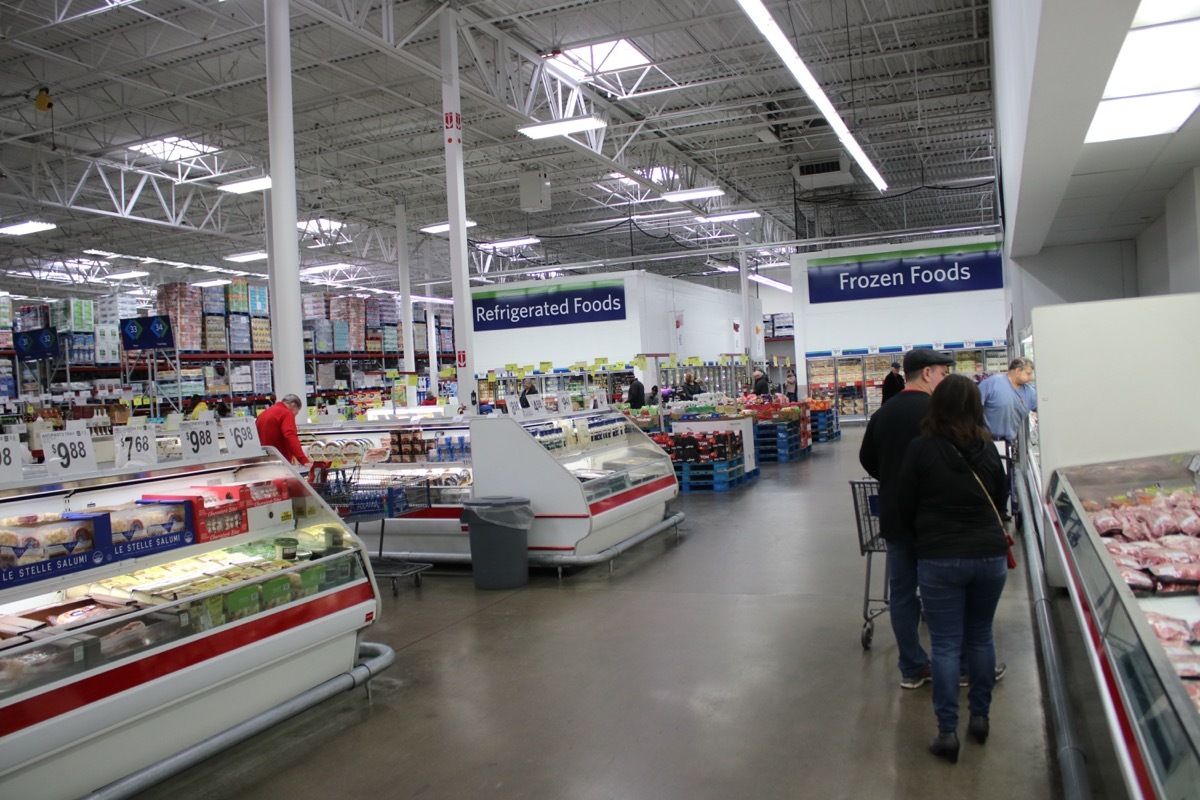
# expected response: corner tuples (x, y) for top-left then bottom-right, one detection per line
(179, 419), (222, 462)
(41, 429), (99, 477)
(115, 425), (158, 469)
(0, 433), (19, 479)
(221, 418), (262, 457)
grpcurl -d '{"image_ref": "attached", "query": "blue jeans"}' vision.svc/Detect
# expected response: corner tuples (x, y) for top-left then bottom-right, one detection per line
(886, 539), (928, 678)
(918, 556), (1008, 732)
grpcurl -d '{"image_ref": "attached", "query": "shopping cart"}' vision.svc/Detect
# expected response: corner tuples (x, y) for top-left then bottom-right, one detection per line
(309, 465), (433, 596)
(849, 478), (889, 650)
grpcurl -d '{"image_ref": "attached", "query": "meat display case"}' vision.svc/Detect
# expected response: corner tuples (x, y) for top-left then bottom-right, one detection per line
(0, 453), (381, 799)
(298, 410), (678, 561)
(1047, 453), (1200, 800)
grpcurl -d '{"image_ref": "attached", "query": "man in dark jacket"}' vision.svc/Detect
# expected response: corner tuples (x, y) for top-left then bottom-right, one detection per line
(859, 348), (951, 689)
(880, 362), (905, 405)
(626, 377), (646, 409)
(752, 368), (770, 396)
(518, 378), (538, 408)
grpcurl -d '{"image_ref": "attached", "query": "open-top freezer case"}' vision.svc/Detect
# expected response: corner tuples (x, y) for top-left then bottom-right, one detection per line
(1047, 452), (1200, 800)
(0, 452), (381, 798)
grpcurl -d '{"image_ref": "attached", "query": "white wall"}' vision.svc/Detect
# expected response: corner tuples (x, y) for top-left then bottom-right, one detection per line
(1007, 240), (1137, 336)
(756, 283), (794, 315)
(791, 236), (1006, 354)
(637, 272), (764, 360)
(991, 0), (1042, 256)
(1166, 167), (1200, 294)
(1136, 216), (1170, 296)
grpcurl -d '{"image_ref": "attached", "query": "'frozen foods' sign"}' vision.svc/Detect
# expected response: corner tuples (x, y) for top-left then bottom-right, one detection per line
(807, 243), (1003, 304)
(473, 280), (626, 331)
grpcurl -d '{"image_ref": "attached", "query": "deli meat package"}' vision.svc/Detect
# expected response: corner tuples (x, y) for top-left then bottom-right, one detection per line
(1161, 643), (1200, 678)
(1148, 564), (1200, 583)
(1145, 611), (1192, 643)
(1120, 567), (1155, 594)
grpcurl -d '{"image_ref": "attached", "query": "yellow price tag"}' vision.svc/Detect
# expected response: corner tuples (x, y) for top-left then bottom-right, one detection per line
(539, 361), (553, 373)
(687, 356), (702, 366)
(505, 363), (518, 372)
(594, 357), (608, 366)
(667, 355), (677, 368)
(517, 369), (525, 378)
(487, 370), (497, 381)
(718, 355), (729, 365)
(386, 369), (399, 379)
(633, 356), (646, 370)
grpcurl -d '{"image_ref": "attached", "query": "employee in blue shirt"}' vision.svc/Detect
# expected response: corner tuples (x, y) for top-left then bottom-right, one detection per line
(978, 358), (1037, 441)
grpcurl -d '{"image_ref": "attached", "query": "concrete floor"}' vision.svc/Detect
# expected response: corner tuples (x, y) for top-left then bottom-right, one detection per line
(135, 429), (1074, 800)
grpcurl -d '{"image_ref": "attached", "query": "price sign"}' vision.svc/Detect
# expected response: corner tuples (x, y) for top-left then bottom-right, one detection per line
(527, 395), (547, 417)
(115, 425), (157, 469)
(42, 429), (98, 477)
(179, 420), (222, 461)
(0, 433), (19, 477)
(222, 418), (262, 457)
(556, 392), (573, 415)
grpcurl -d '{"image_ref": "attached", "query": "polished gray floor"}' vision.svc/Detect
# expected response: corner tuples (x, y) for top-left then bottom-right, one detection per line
(135, 430), (1064, 800)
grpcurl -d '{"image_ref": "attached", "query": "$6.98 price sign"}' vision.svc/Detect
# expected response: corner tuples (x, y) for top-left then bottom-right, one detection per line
(116, 426), (158, 469)
(179, 420), (222, 461)
(221, 418), (261, 457)
(41, 429), (98, 477)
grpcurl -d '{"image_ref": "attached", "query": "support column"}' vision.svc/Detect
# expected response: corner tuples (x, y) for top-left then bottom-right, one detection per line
(396, 204), (416, 373)
(263, 0), (307, 411)
(441, 9), (477, 410)
(739, 238), (754, 384)
(425, 300), (438, 399)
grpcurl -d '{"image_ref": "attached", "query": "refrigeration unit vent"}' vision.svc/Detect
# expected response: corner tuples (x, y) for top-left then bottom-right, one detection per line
(791, 156), (855, 190)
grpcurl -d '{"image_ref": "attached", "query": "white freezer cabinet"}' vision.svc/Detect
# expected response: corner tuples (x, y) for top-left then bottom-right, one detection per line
(1048, 453), (1200, 800)
(0, 453), (381, 799)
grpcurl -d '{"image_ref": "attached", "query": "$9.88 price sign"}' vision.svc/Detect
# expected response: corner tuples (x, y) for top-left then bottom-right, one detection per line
(41, 429), (98, 477)
(221, 418), (262, 457)
(116, 426), (158, 469)
(179, 420), (222, 461)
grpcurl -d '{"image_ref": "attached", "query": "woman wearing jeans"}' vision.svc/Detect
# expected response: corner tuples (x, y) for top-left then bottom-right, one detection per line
(896, 374), (1009, 764)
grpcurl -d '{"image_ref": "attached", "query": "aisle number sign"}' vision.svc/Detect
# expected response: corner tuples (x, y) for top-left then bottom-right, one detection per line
(42, 429), (98, 477)
(0, 434), (18, 477)
(115, 425), (157, 469)
(222, 418), (262, 457)
(179, 420), (221, 461)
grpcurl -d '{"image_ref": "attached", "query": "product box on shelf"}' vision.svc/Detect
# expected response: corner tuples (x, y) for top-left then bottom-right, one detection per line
(94, 324), (120, 365)
(301, 292), (330, 319)
(201, 286), (226, 316)
(0, 512), (116, 589)
(103, 501), (195, 560)
(14, 304), (51, 332)
(228, 314), (251, 353)
(0, 296), (11, 328)
(0, 329), (12, 350)
(225, 280), (250, 315)
(203, 315), (228, 352)
(252, 361), (273, 394)
(141, 492), (249, 544)
(51, 298), (94, 333)
(94, 293), (139, 325)
(365, 298), (382, 329)
(248, 284), (270, 317)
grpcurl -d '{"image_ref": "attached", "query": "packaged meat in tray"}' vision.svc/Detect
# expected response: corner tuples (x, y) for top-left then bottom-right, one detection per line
(1145, 611), (1193, 643)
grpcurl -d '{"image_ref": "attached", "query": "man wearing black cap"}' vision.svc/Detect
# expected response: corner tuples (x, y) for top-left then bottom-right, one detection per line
(880, 361), (905, 405)
(860, 348), (953, 689)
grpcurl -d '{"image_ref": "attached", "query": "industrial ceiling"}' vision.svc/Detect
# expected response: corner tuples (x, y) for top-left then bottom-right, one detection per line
(0, 0), (998, 305)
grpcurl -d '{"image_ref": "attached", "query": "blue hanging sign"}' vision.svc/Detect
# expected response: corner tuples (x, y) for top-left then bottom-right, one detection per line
(807, 243), (1003, 304)
(473, 280), (626, 332)
(120, 315), (175, 350)
(14, 327), (58, 361)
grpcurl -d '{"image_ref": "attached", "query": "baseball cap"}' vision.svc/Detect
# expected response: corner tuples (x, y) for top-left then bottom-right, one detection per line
(890, 361), (901, 369)
(903, 348), (954, 373)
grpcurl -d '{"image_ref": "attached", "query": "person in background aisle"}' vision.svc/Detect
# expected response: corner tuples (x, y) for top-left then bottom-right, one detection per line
(256, 394), (310, 466)
(858, 348), (952, 690)
(518, 378), (538, 409)
(648, 385), (660, 406)
(881, 361), (905, 405)
(752, 368), (770, 397)
(215, 402), (231, 419)
(678, 372), (705, 400)
(783, 370), (799, 402)
(627, 376), (646, 409)
(978, 357), (1037, 518)
(896, 374), (1010, 764)
(187, 395), (208, 420)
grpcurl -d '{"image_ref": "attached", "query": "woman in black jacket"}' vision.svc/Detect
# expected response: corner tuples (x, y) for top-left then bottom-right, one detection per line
(896, 373), (1009, 764)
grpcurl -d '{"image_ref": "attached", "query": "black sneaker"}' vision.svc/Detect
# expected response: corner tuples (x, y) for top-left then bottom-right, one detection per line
(901, 665), (932, 689)
(960, 662), (1007, 687)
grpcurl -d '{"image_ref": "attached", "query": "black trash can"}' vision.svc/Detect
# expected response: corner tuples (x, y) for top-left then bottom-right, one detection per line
(461, 496), (534, 590)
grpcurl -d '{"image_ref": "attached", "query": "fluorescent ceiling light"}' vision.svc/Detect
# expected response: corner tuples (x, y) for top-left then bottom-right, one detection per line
(757, 261), (790, 269)
(224, 251), (269, 263)
(106, 270), (150, 281)
(0, 221), (56, 235)
(194, 278), (232, 288)
(470, 276), (494, 283)
(547, 39), (651, 83)
(297, 218), (344, 234)
(129, 136), (217, 162)
(662, 186), (725, 202)
(608, 166), (678, 186)
(299, 264), (343, 275)
(1103, 19), (1200, 99)
(218, 176), (272, 193)
(696, 210), (761, 223)
(420, 220), (478, 234)
(715, 265), (740, 273)
(83, 249), (119, 257)
(59, 258), (107, 270)
(1085, 90), (1200, 142)
(748, 273), (793, 292)
(479, 236), (540, 250)
(412, 294), (454, 305)
(734, 0), (888, 193)
(1133, 0), (1200, 27)
(518, 114), (607, 139)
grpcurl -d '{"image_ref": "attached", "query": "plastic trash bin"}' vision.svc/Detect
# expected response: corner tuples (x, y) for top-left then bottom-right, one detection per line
(461, 496), (535, 590)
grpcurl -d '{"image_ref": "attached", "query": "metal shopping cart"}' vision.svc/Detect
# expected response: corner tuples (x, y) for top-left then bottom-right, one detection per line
(849, 478), (889, 649)
(309, 464), (433, 596)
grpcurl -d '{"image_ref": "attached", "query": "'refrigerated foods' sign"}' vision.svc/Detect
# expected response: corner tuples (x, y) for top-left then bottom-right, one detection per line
(807, 243), (1003, 304)
(472, 280), (626, 331)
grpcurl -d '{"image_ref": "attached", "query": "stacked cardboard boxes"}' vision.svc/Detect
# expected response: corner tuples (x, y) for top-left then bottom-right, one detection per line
(228, 315), (251, 353)
(157, 284), (203, 351)
(251, 317), (272, 352)
(252, 361), (273, 395)
(201, 287), (226, 316)
(329, 297), (366, 351)
(301, 293), (330, 320)
(248, 285), (269, 316)
(52, 299), (94, 333)
(94, 294), (139, 326)
(225, 280), (250, 314)
(95, 325), (120, 365)
(14, 304), (51, 332)
(203, 316), (228, 352)
(230, 364), (254, 394)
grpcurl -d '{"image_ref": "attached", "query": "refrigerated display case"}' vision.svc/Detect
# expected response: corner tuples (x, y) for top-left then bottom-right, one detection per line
(299, 410), (678, 560)
(0, 452), (382, 799)
(835, 355), (866, 421)
(805, 356), (835, 407)
(1047, 453), (1200, 800)
(863, 354), (895, 414)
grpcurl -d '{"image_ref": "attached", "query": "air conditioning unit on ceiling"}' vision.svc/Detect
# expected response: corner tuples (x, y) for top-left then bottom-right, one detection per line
(791, 155), (855, 190)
